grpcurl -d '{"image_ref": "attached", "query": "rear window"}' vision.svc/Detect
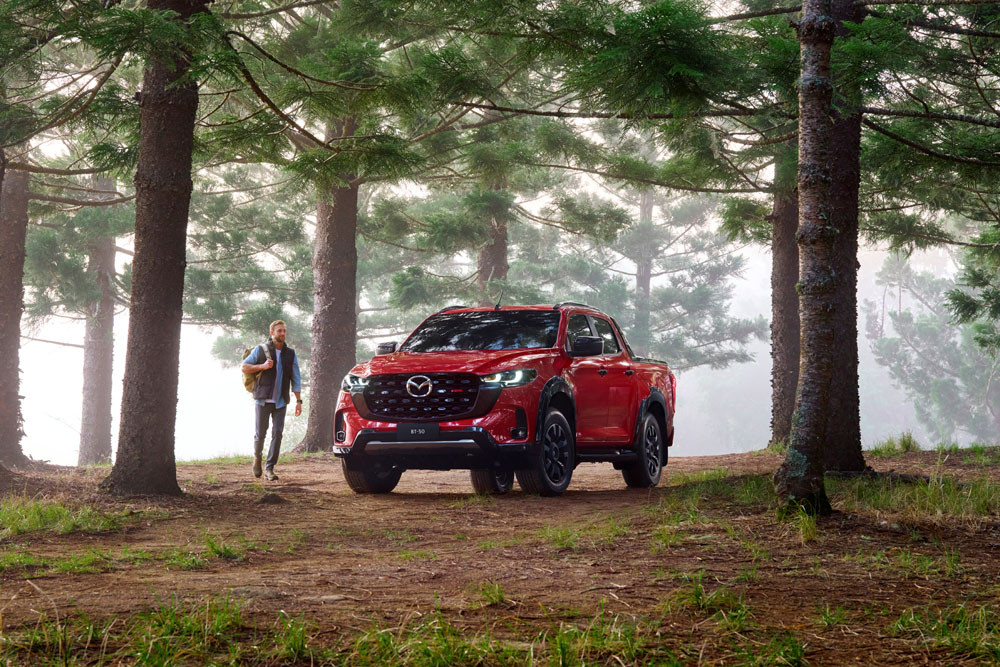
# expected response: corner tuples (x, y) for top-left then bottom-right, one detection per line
(401, 310), (561, 352)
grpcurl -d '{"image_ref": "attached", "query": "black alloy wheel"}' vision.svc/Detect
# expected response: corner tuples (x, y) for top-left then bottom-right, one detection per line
(516, 409), (575, 496)
(622, 413), (664, 488)
(341, 459), (403, 494)
(470, 468), (515, 495)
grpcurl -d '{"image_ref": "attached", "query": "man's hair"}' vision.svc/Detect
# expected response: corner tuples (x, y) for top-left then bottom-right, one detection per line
(269, 319), (286, 333)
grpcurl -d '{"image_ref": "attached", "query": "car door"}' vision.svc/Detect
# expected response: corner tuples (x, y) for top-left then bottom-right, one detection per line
(563, 313), (608, 446)
(591, 316), (638, 444)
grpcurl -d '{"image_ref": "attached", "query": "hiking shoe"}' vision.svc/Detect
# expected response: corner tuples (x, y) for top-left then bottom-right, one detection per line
(253, 455), (262, 478)
(265, 469), (279, 482)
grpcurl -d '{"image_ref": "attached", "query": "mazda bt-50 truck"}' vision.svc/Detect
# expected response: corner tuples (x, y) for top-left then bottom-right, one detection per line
(333, 303), (676, 496)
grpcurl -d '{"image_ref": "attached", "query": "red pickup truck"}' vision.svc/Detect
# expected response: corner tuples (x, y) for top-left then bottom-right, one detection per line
(334, 303), (676, 496)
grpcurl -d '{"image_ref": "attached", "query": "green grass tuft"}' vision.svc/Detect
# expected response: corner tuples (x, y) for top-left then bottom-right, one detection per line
(890, 603), (1000, 660)
(868, 432), (921, 458)
(0, 497), (128, 537)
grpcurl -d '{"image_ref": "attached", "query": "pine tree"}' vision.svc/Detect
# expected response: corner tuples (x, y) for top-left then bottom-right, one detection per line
(100, 0), (211, 496)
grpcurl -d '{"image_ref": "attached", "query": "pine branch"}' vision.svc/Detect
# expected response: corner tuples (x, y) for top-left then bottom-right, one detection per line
(226, 31), (379, 91)
(867, 8), (1000, 37)
(708, 5), (802, 23)
(20, 335), (84, 349)
(526, 162), (769, 194)
(448, 101), (776, 120)
(8, 162), (104, 176)
(861, 106), (1000, 129)
(28, 192), (136, 206)
(218, 0), (334, 19)
(862, 118), (1000, 166)
(858, 0), (1000, 6)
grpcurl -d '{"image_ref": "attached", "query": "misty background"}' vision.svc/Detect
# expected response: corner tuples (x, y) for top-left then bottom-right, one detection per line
(20, 243), (942, 467)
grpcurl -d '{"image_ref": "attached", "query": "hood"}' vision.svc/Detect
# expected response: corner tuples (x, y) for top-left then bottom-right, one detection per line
(351, 349), (559, 377)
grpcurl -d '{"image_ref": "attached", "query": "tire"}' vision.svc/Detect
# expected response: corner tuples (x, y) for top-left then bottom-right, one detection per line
(470, 468), (515, 495)
(341, 459), (402, 494)
(515, 409), (575, 496)
(622, 413), (664, 488)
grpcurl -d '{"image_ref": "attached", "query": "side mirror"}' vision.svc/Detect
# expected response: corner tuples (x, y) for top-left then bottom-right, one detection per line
(375, 341), (397, 356)
(571, 336), (604, 357)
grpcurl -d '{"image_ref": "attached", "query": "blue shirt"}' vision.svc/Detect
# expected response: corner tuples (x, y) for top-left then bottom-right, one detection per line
(243, 344), (302, 409)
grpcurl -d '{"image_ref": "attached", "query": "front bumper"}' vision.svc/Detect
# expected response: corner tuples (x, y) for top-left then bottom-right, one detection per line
(334, 426), (535, 471)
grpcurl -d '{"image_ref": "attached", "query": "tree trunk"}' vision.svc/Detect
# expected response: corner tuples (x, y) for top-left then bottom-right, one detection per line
(774, 0), (836, 515)
(301, 182), (359, 452)
(476, 210), (509, 307)
(632, 191), (655, 358)
(0, 151), (29, 468)
(823, 0), (867, 472)
(100, 0), (207, 495)
(78, 176), (117, 466)
(301, 119), (359, 453)
(770, 187), (799, 447)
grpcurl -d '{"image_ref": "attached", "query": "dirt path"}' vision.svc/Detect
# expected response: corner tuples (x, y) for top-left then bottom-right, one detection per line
(2, 450), (999, 664)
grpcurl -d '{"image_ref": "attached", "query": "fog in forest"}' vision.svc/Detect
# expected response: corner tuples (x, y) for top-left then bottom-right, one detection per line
(20, 240), (951, 467)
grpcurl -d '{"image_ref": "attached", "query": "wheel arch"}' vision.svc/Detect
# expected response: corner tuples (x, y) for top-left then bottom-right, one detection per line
(536, 377), (576, 445)
(634, 387), (670, 451)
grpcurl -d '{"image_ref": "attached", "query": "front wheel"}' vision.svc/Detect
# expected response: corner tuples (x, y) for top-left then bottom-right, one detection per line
(622, 413), (664, 488)
(470, 468), (514, 495)
(341, 459), (402, 494)
(515, 409), (575, 496)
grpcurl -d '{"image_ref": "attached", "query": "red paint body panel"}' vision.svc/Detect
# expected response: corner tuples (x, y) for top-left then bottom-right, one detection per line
(335, 305), (675, 465)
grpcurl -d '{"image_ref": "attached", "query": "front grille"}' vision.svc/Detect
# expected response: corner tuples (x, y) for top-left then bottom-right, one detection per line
(363, 373), (481, 421)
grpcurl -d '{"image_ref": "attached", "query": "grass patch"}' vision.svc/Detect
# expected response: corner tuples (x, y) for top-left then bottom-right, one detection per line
(447, 494), (495, 508)
(384, 528), (420, 545)
(163, 548), (208, 571)
(0, 497), (129, 537)
(817, 603), (849, 628)
(890, 603), (1000, 661)
(847, 547), (962, 579)
(868, 432), (921, 458)
(828, 474), (1000, 522)
(398, 550), (436, 562)
(472, 580), (507, 607)
(539, 525), (580, 550)
(181, 454), (251, 466)
(962, 444), (1000, 466)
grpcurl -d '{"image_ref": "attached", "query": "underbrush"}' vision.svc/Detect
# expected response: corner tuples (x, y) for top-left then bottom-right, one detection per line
(0, 595), (815, 666)
(0, 497), (131, 538)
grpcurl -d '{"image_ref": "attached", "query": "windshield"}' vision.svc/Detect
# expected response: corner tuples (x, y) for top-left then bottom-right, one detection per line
(400, 310), (562, 352)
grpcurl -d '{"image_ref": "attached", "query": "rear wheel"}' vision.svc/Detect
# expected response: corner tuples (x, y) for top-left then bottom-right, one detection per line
(470, 468), (514, 495)
(341, 459), (402, 494)
(622, 413), (664, 488)
(516, 409), (574, 496)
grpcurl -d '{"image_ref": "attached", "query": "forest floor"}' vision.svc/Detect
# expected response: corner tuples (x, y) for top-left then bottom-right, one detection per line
(1, 446), (999, 665)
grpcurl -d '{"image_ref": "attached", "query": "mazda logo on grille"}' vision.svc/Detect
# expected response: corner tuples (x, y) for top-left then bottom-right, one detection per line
(405, 375), (433, 397)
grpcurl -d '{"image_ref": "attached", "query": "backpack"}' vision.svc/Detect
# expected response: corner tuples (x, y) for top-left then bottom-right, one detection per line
(242, 344), (273, 393)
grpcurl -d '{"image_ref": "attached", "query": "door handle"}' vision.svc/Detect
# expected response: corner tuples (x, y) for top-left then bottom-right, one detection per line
(624, 369), (634, 376)
(598, 369), (608, 376)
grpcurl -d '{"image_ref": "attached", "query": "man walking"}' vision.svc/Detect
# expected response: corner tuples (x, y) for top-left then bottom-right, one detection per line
(241, 320), (302, 481)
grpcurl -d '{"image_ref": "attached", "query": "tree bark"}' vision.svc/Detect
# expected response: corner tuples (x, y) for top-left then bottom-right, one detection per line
(78, 176), (117, 466)
(100, 0), (207, 495)
(0, 150), (30, 468)
(301, 119), (359, 453)
(770, 187), (799, 447)
(774, 0), (836, 515)
(476, 202), (509, 307)
(633, 191), (655, 358)
(823, 0), (867, 472)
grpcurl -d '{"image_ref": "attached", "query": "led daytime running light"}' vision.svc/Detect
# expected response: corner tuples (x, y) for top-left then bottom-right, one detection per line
(480, 368), (537, 388)
(342, 374), (369, 392)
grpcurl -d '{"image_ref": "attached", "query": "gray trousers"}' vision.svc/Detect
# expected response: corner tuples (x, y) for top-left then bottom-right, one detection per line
(253, 402), (286, 470)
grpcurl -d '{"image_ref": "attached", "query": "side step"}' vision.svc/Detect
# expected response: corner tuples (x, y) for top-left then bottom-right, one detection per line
(576, 449), (638, 464)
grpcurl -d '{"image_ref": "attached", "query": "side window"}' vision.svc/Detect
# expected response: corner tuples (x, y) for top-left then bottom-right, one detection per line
(592, 318), (621, 355)
(566, 314), (593, 348)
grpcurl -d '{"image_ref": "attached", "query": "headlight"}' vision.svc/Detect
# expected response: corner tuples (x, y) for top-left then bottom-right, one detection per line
(480, 368), (537, 388)
(342, 374), (369, 392)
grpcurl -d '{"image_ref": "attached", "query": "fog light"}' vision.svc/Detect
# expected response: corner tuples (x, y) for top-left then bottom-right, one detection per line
(336, 430), (346, 443)
(510, 427), (527, 440)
